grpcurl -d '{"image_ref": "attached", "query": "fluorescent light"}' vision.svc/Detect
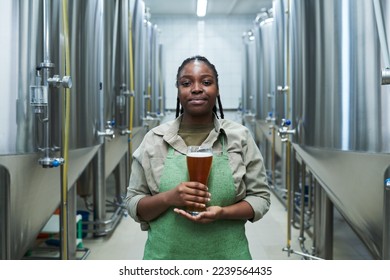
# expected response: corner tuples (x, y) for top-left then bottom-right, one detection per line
(197, 0), (207, 17)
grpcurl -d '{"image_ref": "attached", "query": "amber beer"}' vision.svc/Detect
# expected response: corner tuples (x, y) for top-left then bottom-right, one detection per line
(186, 146), (213, 215)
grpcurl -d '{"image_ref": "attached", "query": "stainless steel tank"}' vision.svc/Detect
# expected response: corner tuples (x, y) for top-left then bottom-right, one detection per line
(73, 0), (134, 237)
(289, 0), (390, 259)
(68, 0), (103, 150)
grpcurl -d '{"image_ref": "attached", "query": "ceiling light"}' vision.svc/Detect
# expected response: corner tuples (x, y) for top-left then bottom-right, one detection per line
(197, 0), (207, 17)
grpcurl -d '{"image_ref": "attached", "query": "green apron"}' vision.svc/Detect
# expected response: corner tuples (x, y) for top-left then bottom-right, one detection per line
(143, 139), (252, 260)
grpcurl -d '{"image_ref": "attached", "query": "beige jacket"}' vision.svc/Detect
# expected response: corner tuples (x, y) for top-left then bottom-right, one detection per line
(125, 115), (271, 230)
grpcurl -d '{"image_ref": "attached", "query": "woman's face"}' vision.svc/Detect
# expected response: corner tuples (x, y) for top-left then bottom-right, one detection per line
(177, 60), (218, 122)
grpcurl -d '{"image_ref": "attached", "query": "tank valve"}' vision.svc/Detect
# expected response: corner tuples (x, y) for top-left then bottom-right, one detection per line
(278, 118), (296, 142)
(385, 178), (390, 189)
(97, 120), (115, 140)
(38, 157), (65, 168)
(266, 112), (275, 123)
(142, 112), (161, 131)
(47, 75), (73, 88)
(277, 85), (289, 93)
(120, 129), (132, 136)
(382, 68), (390, 85)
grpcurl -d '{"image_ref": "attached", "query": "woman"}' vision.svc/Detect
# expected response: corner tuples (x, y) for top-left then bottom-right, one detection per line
(125, 55), (271, 260)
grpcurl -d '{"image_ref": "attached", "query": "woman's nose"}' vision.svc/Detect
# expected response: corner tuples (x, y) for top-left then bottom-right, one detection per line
(191, 82), (203, 93)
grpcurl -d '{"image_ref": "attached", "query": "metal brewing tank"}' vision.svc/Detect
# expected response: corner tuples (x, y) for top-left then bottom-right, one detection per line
(289, 0), (390, 259)
(74, 0), (134, 236)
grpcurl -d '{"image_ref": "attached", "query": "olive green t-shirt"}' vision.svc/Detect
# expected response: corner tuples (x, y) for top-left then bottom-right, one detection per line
(178, 122), (214, 146)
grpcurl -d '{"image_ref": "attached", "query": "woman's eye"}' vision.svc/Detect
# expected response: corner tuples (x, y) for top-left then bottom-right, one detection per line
(181, 81), (191, 87)
(203, 80), (212, 86)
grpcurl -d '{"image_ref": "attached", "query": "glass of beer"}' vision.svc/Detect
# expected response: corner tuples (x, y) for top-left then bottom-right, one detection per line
(186, 146), (213, 216)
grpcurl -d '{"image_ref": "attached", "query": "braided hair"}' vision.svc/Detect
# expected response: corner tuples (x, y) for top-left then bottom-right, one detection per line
(175, 55), (224, 119)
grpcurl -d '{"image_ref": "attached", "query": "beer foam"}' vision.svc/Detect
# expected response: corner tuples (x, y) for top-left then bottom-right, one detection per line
(187, 152), (212, 157)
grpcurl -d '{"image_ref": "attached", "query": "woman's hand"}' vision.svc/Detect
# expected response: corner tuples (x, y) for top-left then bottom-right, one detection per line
(167, 181), (211, 209)
(173, 206), (223, 223)
(173, 200), (255, 223)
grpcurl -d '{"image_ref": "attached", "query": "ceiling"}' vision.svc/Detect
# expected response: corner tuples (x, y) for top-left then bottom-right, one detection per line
(143, 0), (273, 16)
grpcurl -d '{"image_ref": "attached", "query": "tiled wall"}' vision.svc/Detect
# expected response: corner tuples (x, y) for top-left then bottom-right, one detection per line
(151, 15), (255, 110)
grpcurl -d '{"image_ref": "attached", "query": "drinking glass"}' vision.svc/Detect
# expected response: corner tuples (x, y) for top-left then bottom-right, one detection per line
(186, 146), (213, 215)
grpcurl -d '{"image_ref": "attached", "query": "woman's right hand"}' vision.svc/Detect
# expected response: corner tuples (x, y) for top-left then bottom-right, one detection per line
(167, 181), (211, 209)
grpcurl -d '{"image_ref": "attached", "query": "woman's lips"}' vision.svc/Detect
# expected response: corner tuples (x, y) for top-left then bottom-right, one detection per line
(189, 98), (207, 105)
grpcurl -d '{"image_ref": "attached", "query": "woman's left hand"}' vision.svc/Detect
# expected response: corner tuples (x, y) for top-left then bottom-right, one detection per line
(173, 206), (223, 223)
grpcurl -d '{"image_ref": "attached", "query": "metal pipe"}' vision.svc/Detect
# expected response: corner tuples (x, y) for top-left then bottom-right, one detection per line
(291, 150), (300, 230)
(121, 0), (127, 87)
(159, 44), (164, 114)
(299, 162), (306, 240)
(93, 0), (107, 237)
(297, 161), (312, 257)
(383, 167), (390, 259)
(308, 173), (313, 215)
(285, 140), (292, 254)
(43, 0), (51, 64)
(92, 147), (107, 237)
(286, 0), (291, 120)
(372, 0), (390, 84)
(128, 6), (135, 172)
(271, 125), (276, 185)
(284, 248), (323, 260)
(81, 205), (123, 236)
(42, 0), (51, 161)
(311, 178), (334, 260)
(111, 0), (119, 97)
(373, 0), (390, 67)
(312, 178), (319, 256)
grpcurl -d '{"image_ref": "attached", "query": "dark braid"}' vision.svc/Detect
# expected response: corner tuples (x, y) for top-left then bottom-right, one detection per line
(175, 98), (180, 118)
(175, 55), (224, 119)
(217, 95), (224, 119)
